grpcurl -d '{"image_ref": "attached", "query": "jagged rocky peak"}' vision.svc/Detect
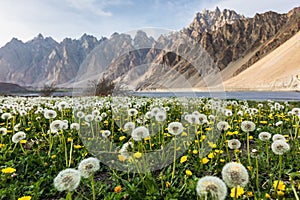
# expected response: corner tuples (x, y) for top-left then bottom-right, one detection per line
(79, 33), (101, 49)
(187, 7), (245, 37)
(133, 30), (155, 48)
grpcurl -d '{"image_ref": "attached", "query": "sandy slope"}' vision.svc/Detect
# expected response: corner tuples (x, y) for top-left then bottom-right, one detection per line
(223, 31), (300, 91)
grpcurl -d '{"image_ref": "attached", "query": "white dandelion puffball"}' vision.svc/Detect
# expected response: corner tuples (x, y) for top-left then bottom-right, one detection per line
(84, 114), (94, 122)
(50, 120), (64, 133)
(102, 130), (111, 138)
(271, 140), (290, 155)
(131, 126), (150, 141)
(128, 108), (138, 117)
(258, 132), (272, 141)
(155, 111), (167, 122)
(76, 111), (85, 119)
(54, 168), (81, 191)
(0, 127), (7, 136)
(44, 110), (57, 119)
(241, 121), (256, 132)
(196, 176), (227, 200)
(70, 123), (80, 130)
(185, 114), (200, 125)
(12, 131), (26, 143)
(272, 134), (286, 142)
(228, 139), (241, 150)
(222, 162), (249, 188)
(78, 157), (100, 178)
(151, 107), (161, 117)
(1, 113), (12, 120)
(168, 122), (184, 136)
(124, 122), (135, 131)
(217, 121), (229, 131)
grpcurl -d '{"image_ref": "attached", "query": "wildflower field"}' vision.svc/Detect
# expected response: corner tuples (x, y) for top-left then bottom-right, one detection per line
(1, 96), (300, 200)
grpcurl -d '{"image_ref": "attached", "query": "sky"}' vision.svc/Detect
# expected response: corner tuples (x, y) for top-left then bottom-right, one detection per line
(0, 0), (299, 47)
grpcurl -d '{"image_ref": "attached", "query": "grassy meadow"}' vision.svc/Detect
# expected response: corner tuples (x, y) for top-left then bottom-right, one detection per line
(0, 96), (300, 200)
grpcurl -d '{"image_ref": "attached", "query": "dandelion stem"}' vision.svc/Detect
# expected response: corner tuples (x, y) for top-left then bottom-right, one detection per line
(265, 142), (269, 167)
(66, 191), (72, 200)
(247, 131), (251, 166)
(68, 139), (73, 167)
(255, 156), (260, 194)
(275, 155), (283, 197)
(91, 175), (96, 200)
(171, 137), (177, 182)
(291, 178), (300, 200)
(20, 142), (26, 155)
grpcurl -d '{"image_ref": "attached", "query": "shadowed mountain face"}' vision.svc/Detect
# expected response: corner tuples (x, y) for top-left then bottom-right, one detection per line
(0, 7), (299, 90)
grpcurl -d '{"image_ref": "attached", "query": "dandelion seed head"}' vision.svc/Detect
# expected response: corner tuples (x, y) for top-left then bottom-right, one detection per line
(12, 131), (26, 143)
(131, 126), (149, 141)
(217, 121), (229, 131)
(168, 122), (184, 136)
(258, 132), (271, 141)
(272, 134), (285, 142)
(228, 139), (241, 150)
(54, 168), (81, 191)
(271, 140), (290, 155)
(196, 176), (227, 200)
(78, 157), (100, 178)
(241, 121), (256, 132)
(222, 162), (249, 188)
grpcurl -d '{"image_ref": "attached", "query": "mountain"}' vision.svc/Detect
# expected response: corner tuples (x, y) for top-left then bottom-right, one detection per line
(0, 6), (299, 91)
(120, 6), (300, 90)
(223, 31), (300, 90)
(0, 33), (103, 87)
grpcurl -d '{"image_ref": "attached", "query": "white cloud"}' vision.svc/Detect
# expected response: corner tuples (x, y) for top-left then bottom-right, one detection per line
(66, 0), (112, 16)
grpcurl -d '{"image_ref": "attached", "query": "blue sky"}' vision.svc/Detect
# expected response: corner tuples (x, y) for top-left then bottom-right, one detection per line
(0, 0), (299, 47)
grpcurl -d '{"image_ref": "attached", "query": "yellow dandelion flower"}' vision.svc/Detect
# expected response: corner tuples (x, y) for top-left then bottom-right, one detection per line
(202, 157), (209, 164)
(215, 149), (224, 154)
(265, 193), (271, 198)
(180, 156), (188, 164)
(230, 186), (245, 198)
(119, 136), (126, 141)
(277, 190), (285, 196)
(18, 196), (31, 200)
(1, 167), (16, 174)
(226, 131), (233, 136)
(260, 121), (268, 124)
(273, 180), (285, 191)
(51, 155), (56, 159)
(181, 132), (188, 136)
(74, 144), (83, 149)
(208, 142), (216, 148)
(114, 185), (122, 193)
(134, 152), (142, 159)
(166, 181), (171, 188)
(208, 152), (215, 159)
(0, 144), (5, 148)
(20, 140), (27, 144)
(247, 191), (253, 197)
(220, 159), (225, 163)
(192, 149), (198, 154)
(118, 155), (126, 162)
(185, 169), (192, 176)
(67, 138), (73, 142)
